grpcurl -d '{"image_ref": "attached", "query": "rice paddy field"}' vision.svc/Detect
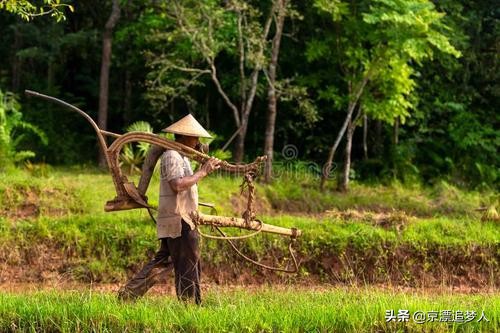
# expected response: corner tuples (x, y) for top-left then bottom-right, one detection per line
(0, 286), (498, 332)
(0, 168), (498, 332)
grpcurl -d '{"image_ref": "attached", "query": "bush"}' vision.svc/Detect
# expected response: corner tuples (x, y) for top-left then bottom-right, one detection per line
(0, 89), (47, 170)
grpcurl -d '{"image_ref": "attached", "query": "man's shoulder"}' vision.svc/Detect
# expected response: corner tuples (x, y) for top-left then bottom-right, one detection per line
(163, 149), (183, 160)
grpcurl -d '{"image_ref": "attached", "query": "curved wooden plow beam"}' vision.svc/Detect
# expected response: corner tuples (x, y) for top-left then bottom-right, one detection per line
(105, 132), (266, 211)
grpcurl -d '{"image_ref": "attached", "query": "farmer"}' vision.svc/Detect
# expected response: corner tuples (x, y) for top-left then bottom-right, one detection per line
(118, 114), (221, 304)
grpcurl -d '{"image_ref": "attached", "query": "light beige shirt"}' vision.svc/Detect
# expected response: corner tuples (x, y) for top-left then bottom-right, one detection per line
(157, 150), (198, 238)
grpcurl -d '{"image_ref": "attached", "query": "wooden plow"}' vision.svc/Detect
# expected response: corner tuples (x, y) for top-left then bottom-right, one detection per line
(25, 90), (301, 273)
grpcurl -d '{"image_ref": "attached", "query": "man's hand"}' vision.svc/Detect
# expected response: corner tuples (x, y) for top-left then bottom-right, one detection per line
(200, 157), (221, 176)
(169, 157), (222, 193)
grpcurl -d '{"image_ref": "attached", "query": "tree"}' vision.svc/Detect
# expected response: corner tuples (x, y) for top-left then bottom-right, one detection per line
(0, 0), (495, 190)
(309, 0), (460, 190)
(146, 0), (276, 163)
(0, 0), (73, 21)
(263, 0), (287, 182)
(97, 0), (120, 167)
(339, 104), (362, 191)
(410, 0), (500, 187)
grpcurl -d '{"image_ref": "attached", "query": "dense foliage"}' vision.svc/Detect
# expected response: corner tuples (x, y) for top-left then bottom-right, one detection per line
(0, 0), (497, 189)
(0, 89), (46, 169)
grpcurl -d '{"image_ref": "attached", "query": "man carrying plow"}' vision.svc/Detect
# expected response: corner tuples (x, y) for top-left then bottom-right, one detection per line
(118, 114), (221, 304)
(23, 90), (300, 305)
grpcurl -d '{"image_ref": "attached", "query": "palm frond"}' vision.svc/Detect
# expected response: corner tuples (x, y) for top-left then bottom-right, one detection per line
(119, 120), (155, 175)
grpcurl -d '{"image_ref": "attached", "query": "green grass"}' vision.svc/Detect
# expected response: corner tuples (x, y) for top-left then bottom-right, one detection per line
(0, 167), (498, 284)
(1, 167), (496, 218)
(263, 215), (500, 248)
(0, 287), (498, 332)
(0, 211), (497, 283)
(0, 167), (498, 331)
(263, 174), (494, 217)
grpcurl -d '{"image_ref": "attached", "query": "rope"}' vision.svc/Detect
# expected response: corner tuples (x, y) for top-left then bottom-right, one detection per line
(240, 171), (256, 224)
(214, 226), (300, 273)
(142, 169), (301, 273)
(147, 207), (157, 225)
(132, 139), (300, 273)
(150, 204), (300, 273)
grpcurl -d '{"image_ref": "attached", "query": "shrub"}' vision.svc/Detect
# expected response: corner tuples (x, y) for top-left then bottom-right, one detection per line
(0, 89), (47, 169)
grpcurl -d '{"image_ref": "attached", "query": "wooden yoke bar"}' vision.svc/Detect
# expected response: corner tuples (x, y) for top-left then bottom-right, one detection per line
(191, 211), (301, 238)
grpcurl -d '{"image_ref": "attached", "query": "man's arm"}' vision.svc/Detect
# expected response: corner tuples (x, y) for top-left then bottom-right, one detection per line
(138, 145), (165, 196)
(169, 157), (221, 193)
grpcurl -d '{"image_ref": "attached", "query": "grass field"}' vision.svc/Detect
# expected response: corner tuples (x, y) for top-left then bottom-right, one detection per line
(0, 287), (498, 332)
(0, 167), (498, 331)
(1, 166), (496, 218)
(0, 168), (498, 284)
(0, 209), (498, 283)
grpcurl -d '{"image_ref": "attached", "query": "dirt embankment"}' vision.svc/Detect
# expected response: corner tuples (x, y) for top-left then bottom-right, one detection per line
(1, 238), (497, 290)
(1, 184), (498, 290)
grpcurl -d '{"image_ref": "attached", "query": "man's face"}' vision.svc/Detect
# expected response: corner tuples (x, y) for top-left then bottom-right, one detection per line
(178, 135), (200, 149)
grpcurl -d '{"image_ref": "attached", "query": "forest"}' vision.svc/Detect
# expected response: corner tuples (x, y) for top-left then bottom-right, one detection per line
(0, 0), (497, 190)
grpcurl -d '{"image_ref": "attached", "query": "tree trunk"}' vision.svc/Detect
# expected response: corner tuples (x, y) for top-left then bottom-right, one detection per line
(393, 116), (399, 145)
(227, 4), (274, 162)
(374, 119), (382, 156)
(97, 0), (121, 167)
(363, 114), (368, 160)
(263, 0), (287, 182)
(234, 117), (249, 163)
(320, 75), (370, 190)
(232, 64), (260, 163)
(339, 119), (353, 192)
(319, 53), (385, 190)
(123, 69), (132, 124)
(339, 107), (361, 192)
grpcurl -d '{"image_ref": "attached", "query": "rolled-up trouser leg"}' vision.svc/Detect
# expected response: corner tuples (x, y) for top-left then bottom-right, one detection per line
(118, 239), (173, 300)
(168, 220), (202, 304)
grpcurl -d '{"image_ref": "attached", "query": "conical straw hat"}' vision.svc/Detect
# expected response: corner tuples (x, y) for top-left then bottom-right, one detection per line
(162, 114), (212, 138)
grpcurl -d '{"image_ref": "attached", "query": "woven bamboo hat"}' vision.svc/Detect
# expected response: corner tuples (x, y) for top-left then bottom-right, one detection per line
(162, 114), (212, 138)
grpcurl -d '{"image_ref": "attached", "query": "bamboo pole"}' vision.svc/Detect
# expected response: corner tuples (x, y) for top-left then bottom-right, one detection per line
(191, 212), (301, 238)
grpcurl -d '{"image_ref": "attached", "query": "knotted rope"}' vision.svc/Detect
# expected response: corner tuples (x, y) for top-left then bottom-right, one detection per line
(240, 170), (257, 224)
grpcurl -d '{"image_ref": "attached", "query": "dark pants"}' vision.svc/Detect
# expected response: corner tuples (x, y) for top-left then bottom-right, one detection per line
(118, 221), (201, 304)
